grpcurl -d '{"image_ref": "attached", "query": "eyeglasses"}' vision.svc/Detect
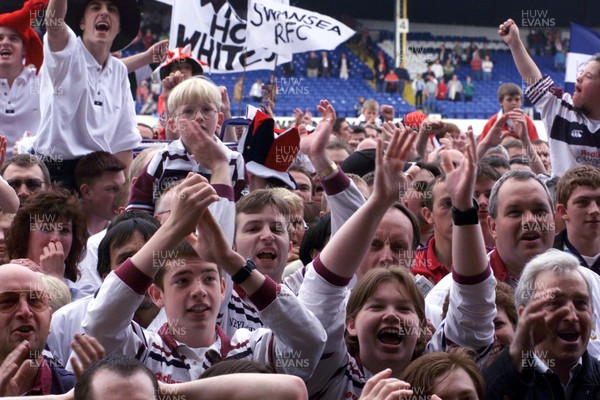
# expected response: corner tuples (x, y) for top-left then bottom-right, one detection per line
(7, 179), (43, 191)
(174, 107), (217, 120)
(0, 290), (50, 314)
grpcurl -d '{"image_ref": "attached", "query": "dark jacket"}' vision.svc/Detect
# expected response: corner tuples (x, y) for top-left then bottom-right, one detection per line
(484, 348), (600, 399)
(553, 229), (600, 276)
(23, 356), (75, 396)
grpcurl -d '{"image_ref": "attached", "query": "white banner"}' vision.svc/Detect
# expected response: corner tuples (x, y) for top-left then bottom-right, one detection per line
(169, 0), (291, 72)
(246, 0), (355, 54)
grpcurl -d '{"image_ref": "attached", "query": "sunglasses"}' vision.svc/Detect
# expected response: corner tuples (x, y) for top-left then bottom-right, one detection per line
(7, 179), (43, 191)
(0, 290), (50, 313)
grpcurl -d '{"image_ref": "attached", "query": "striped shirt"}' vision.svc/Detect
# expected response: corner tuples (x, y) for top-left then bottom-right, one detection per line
(127, 138), (246, 213)
(527, 76), (600, 177)
(82, 259), (326, 383)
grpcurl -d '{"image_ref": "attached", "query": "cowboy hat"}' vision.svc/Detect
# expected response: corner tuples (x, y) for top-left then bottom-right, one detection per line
(65, 0), (141, 52)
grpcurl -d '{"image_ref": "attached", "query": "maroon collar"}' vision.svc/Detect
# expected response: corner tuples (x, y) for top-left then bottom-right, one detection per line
(489, 249), (518, 288)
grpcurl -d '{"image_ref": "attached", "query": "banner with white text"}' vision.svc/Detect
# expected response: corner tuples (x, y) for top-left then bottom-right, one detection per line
(169, 0), (291, 72)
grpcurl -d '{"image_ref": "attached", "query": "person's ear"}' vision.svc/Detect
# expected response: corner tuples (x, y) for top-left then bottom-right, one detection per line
(167, 116), (178, 133)
(346, 317), (357, 337)
(556, 204), (569, 222)
(422, 206), (433, 225)
(488, 215), (497, 241)
(79, 184), (91, 199)
(148, 284), (165, 308)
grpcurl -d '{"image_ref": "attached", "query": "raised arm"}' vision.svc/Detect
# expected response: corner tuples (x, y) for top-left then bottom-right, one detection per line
(444, 127), (487, 277)
(0, 177), (18, 213)
(499, 19), (542, 85)
(121, 40), (168, 73)
(432, 128), (495, 356)
(510, 109), (547, 175)
(130, 174), (219, 277)
(299, 100), (337, 176)
(415, 118), (444, 160)
(319, 125), (417, 278)
(299, 100), (365, 235)
(159, 374), (307, 400)
(45, 0), (69, 52)
(476, 113), (509, 160)
(190, 201), (327, 379)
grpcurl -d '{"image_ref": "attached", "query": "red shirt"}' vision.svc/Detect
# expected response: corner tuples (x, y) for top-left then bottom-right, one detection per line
(489, 248), (518, 288)
(478, 111), (539, 143)
(412, 236), (450, 284)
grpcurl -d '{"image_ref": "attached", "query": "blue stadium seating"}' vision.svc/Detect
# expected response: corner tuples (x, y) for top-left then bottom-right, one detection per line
(147, 36), (565, 120)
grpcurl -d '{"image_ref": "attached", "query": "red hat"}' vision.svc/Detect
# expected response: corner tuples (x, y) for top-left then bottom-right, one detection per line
(0, 0), (48, 72)
(238, 106), (300, 189)
(158, 44), (205, 80)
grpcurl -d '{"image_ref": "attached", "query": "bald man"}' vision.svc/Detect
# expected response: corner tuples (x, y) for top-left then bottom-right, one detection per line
(0, 264), (74, 395)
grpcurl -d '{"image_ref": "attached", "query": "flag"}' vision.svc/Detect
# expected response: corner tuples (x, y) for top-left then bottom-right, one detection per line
(246, 0), (355, 54)
(565, 23), (600, 93)
(169, 0), (291, 73)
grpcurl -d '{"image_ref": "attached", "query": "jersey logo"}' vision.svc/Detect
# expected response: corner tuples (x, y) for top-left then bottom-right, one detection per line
(571, 129), (583, 138)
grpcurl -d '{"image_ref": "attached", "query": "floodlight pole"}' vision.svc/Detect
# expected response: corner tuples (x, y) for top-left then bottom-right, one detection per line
(395, 0), (408, 68)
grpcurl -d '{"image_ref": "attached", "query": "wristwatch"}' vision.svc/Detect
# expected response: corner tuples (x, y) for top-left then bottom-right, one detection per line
(231, 259), (257, 285)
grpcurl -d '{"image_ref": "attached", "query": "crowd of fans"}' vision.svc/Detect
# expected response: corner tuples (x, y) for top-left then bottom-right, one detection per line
(0, 1), (599, 399)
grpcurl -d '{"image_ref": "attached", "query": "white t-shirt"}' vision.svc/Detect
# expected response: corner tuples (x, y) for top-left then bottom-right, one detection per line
(34, 26), (141, 159)
(0, 67), (41, 158)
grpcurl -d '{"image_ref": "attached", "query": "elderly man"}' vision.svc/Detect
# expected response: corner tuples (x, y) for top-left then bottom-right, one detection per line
(0, 264), (74, 395)
(485, 250), (600, 398)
